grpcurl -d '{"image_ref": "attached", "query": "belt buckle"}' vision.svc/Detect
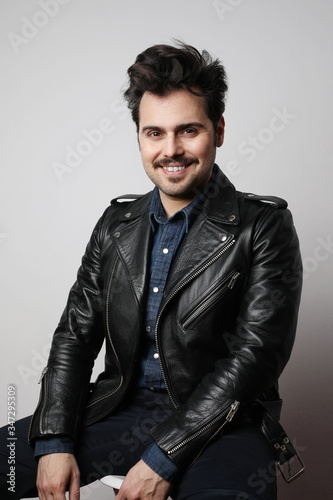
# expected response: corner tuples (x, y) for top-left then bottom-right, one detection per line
(277, 451), (305, 483)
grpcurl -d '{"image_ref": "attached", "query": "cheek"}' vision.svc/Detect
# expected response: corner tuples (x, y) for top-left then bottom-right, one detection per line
(193, 142), (214, 160)
(140, 144), (158, 164)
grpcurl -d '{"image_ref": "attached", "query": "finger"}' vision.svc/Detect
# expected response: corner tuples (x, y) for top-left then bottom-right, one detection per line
(36, 481), (51, 500)
(37, 488), (66, 500)
(114, 485), (125, 500)
(37, 486), (67, 500)
(37, 473), (66, 500)
(68, 468), (80, 500)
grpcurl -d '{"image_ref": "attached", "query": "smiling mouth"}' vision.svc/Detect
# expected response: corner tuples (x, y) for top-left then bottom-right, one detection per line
(154, 156), (198, 173)
(162, 165), (187, 172)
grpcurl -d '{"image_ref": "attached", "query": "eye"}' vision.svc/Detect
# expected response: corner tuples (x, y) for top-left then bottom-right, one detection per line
(148, 131), (161, 138)
(183, 128), (197, 135)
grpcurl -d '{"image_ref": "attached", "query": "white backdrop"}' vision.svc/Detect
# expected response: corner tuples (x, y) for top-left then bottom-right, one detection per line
(1, 1), (332, 498)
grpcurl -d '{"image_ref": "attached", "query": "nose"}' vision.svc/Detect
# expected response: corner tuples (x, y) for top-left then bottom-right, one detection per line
(162, 133), (184, 157)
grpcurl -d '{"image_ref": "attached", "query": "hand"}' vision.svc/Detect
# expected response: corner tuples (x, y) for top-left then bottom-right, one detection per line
(36, 452), (80, 500)
(115, 459), (171, 500)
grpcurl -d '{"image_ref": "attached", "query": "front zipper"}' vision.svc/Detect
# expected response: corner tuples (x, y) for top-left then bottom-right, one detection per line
(155, 238), (236, 407)
(86, 255), (124, 409)
(182, 270), (241, 329)
(167, 400), (240, 455)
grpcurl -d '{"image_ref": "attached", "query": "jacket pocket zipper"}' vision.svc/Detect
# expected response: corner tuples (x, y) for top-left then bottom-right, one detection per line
(182, 270), (241, 329)
(167, 400), (240, 456)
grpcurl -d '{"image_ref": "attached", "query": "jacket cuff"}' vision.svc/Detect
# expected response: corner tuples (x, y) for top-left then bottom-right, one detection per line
(141, 442), (179, 483)
(34, 435), (75, 458)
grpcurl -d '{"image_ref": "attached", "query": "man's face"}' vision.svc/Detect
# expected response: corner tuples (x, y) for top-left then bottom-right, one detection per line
(138, 89), (224, 213)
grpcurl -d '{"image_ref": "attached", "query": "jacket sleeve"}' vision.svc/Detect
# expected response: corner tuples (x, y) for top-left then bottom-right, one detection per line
(150, 205), (302, 468)
(28, 210), (108, 444)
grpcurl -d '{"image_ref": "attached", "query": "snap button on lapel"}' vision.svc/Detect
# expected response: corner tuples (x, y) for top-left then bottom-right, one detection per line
(114, 232), (120, 238)
(220, 234), (228, 242)
(228, 215), (236, 222)
(125, 213), (131, 218)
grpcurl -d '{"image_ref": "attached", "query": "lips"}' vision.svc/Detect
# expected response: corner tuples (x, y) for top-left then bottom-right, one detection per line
(158, 158), (195, 172)
(162, 165), (187, 172)
(153, 156), (198, 173)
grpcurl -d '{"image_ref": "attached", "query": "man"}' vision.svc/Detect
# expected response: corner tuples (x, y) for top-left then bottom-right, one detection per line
(0, 42), (302, 499)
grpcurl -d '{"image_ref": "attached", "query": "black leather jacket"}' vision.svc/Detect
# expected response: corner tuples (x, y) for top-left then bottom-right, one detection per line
(29, 166), (302, 469)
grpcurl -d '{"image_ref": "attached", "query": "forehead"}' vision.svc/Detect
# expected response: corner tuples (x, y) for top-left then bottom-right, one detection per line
(138, 89), (209, 127)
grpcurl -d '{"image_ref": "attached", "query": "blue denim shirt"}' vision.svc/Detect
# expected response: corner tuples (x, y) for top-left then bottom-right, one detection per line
(135, 186), (197, 390)
(35, 167), (216, 482)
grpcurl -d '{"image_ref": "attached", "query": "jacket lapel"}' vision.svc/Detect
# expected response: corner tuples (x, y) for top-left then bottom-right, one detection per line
(162, 214), (234, 298)
(163, 166), (240, 297)
(110, 166), (240, 308)
(111, 193), (153, 310)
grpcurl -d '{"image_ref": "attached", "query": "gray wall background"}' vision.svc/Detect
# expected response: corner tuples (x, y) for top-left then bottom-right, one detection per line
(1, 1), (332, 498)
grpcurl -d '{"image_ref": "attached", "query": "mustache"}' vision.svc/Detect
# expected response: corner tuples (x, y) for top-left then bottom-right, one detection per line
(153, 156), (199, 168)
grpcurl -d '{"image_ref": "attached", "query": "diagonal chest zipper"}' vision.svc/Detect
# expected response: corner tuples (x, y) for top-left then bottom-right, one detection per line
(182, 270), (241, 329)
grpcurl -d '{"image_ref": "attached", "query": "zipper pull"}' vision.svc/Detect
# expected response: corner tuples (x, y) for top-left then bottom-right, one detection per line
(38, 366), (48, 384)
(226, 400), (240, 422)
(228, 272), (241, 290)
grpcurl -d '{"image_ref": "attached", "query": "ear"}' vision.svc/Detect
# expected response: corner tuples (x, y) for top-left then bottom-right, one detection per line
(216, 116), (225, 147)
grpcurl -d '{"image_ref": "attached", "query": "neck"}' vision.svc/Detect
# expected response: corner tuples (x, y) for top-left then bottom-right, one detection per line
(159, 192), (195, 219)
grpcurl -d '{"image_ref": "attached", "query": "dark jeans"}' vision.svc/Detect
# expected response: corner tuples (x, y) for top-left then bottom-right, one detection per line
(0, 389), (276, 500)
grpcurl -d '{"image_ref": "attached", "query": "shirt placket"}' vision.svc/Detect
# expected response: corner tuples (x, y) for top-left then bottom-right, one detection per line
(144, 216), (184, 389)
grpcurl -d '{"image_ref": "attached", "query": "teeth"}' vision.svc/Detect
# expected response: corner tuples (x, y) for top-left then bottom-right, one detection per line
(163, 165), (186, 172)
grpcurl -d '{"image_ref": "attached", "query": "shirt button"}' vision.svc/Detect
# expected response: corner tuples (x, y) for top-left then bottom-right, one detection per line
(146, 326), (151, 332)
(153, 287), (159, 293)
(153, 353), (159, 359)
(163, 248), (169, 254)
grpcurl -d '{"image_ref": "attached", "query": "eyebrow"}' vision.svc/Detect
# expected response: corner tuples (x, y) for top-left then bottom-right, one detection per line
(140, 122), (206, 134)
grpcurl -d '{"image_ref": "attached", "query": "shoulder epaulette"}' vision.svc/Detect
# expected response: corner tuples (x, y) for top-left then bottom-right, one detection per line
(110, 194), (144, 206)
(242, 192), (288, 209)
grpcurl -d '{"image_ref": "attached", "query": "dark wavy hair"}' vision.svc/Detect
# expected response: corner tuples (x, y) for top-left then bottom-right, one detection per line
(123, 41), (228, 132)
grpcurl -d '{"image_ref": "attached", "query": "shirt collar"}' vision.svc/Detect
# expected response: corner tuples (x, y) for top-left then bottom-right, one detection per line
(149, 164), (217, 234)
